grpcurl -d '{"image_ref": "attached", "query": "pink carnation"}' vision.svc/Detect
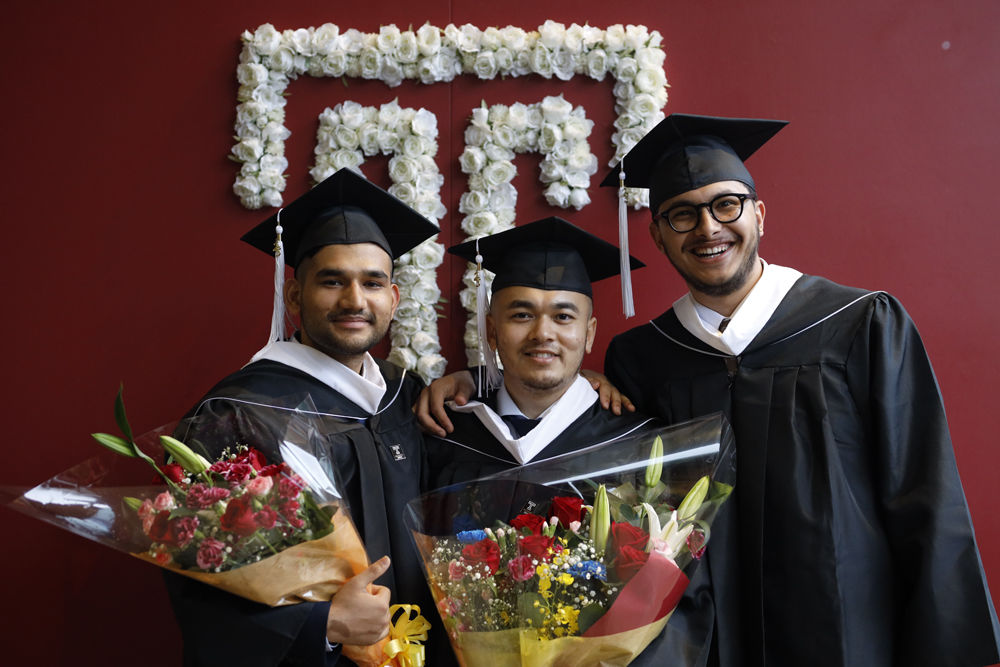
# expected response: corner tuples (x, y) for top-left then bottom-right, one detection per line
(448, 560), (465, 581)
(277, 474), (305, 499)
(210, 461), (254, 485)
(196, 538), (226, 570)
(186, 483), (231, 509)
(153, 491), (176, 512)
(172, 516), (199, 548)
(255, 505), (278, 530)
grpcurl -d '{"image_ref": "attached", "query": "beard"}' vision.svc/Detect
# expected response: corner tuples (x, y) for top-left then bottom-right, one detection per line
(300, 310), (389, 361)
(670, 228), (761, 297)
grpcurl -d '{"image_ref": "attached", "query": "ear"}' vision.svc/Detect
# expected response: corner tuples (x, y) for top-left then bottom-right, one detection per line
(755, 199), (766, 238)
(649, 219), (667, 254)
(284, 277), (302, 317)
(584, 315), (597, 355)
(389, 283), (401, 319)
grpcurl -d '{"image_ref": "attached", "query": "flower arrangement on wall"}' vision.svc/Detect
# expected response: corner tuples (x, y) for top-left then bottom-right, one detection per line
(232, 20), (668, 376)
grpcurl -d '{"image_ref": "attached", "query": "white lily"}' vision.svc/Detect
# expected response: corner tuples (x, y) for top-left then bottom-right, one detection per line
(642, 502), (694, 559)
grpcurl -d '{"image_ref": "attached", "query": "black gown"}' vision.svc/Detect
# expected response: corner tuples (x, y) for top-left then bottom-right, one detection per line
(165, 358), (432, 667)
(605, 274), (1000, 667)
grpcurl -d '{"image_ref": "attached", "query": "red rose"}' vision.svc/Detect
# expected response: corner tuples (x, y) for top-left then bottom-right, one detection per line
(146, 512), (198, 547)
(259, 463), (288, 478)
(461, 538), (502, 575)
(147, 510), (174, 543)
(550, 496), (583, 527)
(162, 463), (186, 484)
(518, 534), (557, 562)
(612, 545), (650, 582)
(610, 521), (649, 552)
(510, 513), (546, 535)
(220, 495), (258, 537)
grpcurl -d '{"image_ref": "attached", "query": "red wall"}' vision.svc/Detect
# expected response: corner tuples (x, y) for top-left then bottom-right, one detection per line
(3, 1), (997, 663)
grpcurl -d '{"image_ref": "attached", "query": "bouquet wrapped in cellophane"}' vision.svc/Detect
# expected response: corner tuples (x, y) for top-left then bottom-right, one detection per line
(405, 413), (735, 667)
(7, 390), (427, 667)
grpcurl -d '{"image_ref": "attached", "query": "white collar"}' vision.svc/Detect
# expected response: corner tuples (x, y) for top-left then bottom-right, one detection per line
(248, 339), (387, 415)
(673, 260), (802, 355)
(495, 383), (558, 420)
(449, 375), (597, 465)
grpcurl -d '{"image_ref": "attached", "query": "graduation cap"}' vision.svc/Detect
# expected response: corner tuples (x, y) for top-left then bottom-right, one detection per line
(601, 113), (788, 212)
(242, 168), (439, 359)
(448, 217), (644, 392)
(241, 167), (440, 266)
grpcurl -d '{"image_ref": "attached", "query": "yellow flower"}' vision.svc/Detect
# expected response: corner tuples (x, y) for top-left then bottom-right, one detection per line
(557, 572), (574, 586)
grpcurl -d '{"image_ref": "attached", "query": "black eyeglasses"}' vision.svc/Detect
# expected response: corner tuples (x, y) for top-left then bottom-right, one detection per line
(655, 193), (754, 233)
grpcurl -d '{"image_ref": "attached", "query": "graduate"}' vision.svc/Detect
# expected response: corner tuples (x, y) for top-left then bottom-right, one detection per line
(601, 114), (1000, 666)
(424, 217), (653, 487)
(166, 168), (440, 666)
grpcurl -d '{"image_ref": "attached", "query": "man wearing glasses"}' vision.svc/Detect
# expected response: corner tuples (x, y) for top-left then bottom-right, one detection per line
(602, 114), (1000, 666)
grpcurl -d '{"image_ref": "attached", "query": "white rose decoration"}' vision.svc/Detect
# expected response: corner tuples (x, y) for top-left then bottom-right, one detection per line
(251, 24), (282, 56)
(410, 331), (441, 357)
(538, 20), (566, 50)
(586, 49), (609, 80)
(463, 211), (500, 237)
(544, 182), (571, 208)
(568, 188), (591, 210)
(388, 347), (418, 371)
(416, 355), (447, 382)
(473, 51), (499, 80)
(416, 24), (441, 56)
(459, 146), (487, 174)
(482, 160), (516, 188)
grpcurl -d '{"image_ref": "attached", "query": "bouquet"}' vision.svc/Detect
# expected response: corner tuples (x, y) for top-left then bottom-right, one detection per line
(405, 413), (735, 667)
(8, 390), (427, 666)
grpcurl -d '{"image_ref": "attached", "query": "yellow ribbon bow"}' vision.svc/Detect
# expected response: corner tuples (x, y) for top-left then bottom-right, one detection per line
(381, 604), (431, 667)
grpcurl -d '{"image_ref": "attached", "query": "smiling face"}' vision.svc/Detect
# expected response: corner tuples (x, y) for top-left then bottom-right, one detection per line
(284, 242), (400, 373)
(649, 180), (765, 313)
(487, 286), (597, 414)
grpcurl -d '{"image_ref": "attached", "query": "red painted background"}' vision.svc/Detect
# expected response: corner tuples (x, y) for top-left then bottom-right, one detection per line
(2, 1), (997, 664)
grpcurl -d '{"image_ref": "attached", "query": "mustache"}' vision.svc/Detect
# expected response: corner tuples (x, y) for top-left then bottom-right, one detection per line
(327, 310), (375, 323)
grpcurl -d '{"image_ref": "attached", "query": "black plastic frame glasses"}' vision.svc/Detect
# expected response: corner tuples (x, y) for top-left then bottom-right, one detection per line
(655, 193), (754, 233)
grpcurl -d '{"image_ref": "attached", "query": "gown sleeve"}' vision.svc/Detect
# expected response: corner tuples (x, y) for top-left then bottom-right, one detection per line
(846, 293), (1000, 666)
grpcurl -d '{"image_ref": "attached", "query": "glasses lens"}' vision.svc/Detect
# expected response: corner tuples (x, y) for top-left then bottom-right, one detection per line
(711, 195), (745, 222)
(666, 207), (698, 232)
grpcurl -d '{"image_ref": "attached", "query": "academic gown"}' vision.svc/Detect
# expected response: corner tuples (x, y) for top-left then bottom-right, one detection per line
(165, 358), (431, 667)
(605, 274), (1000, 667)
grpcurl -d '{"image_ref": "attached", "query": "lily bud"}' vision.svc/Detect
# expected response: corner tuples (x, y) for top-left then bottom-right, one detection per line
(591, 484), (610, 553)
(677, 475), (710, 522)
(159, 435), (211, 474)
(643, 435), (664, 489)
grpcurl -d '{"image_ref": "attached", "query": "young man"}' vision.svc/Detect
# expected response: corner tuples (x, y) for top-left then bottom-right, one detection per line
(423, 217), (653, 487)
(602, 114), (1000, 666)
(167, 168), (440, 666)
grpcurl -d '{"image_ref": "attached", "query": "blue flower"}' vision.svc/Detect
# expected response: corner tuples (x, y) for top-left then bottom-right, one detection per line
(456, 529), (488, 543)
(569, 560), (607, 581)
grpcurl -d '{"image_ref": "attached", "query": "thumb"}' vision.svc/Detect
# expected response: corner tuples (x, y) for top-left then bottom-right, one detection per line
(351, 556), (391, 588)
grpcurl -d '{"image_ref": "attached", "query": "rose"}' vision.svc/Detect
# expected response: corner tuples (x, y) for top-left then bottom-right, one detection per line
(416, 24), (441, 56)
(604, 24), (626, 52)
(245, 475), (274, 497)
(627, 93), (662, 120)
(552, 51), (576, 81)
(518, 534), (557, 561)
(411, 280), (441, 305)
(250, 24), (282, 56)
(473, 51), (498, 79)
(544, 182), (570, 208)
(196, 538), (226, 570)
(459, 190), (489, 214)
(483, 142), (514, 163)
(500, 26), (528, 51)
(359, 46), (382, 78)
(333, 124), (360, 150)
(482, 161), (516, 188)
(510, 513), (546, 535)
(568, 188), (591, 210)
(162, 463), (185, 484)
(538, 20), (566, 50)
(388, 155), (420, 183)
(586, 48), (609, 80)
(508, 554), (536, 582)
(220, 495), (258, 537)
(635, 67), (667, 95)
(462, 211), (499, 237)
(416, 354), (447, 380)
(611, 521), (649, 552)
(563, 116), (593, 141)
(616, 56), (639, 83)
(312, 23), (339, 55)
(259, 462), (288, 477)
(625, 24), (650, 50)
(551, 496), (584, 526)
(529, 45), (553, 78)
(461, 538), (501, 575)
(612, 545), (650, 582)
(459, 146), (486, 173)
(388, 347), (418, 371)
(410, 331), (440, 356)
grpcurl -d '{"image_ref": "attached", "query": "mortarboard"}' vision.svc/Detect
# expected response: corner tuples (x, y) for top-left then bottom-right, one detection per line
(448, 217), (644, 392)
(601, 113), (788, 213)
(242, 168), (439, 358)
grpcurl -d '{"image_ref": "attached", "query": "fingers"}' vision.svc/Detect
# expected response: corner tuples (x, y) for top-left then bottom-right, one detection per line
(350, 556), (391, 589)
(414, 389), (447, 437)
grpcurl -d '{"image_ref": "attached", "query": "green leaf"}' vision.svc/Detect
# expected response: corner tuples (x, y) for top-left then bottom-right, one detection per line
(517, 592), (547, 627)
(577, 602), (607, 634)
(91, 432), (136, 458)
(113, 384), (134, 443)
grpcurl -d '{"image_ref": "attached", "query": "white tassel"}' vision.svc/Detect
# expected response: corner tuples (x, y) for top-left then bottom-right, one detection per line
(474, 239), (502, 395)
(618, 165), (636, 318)
(251, 210), (286, 362)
